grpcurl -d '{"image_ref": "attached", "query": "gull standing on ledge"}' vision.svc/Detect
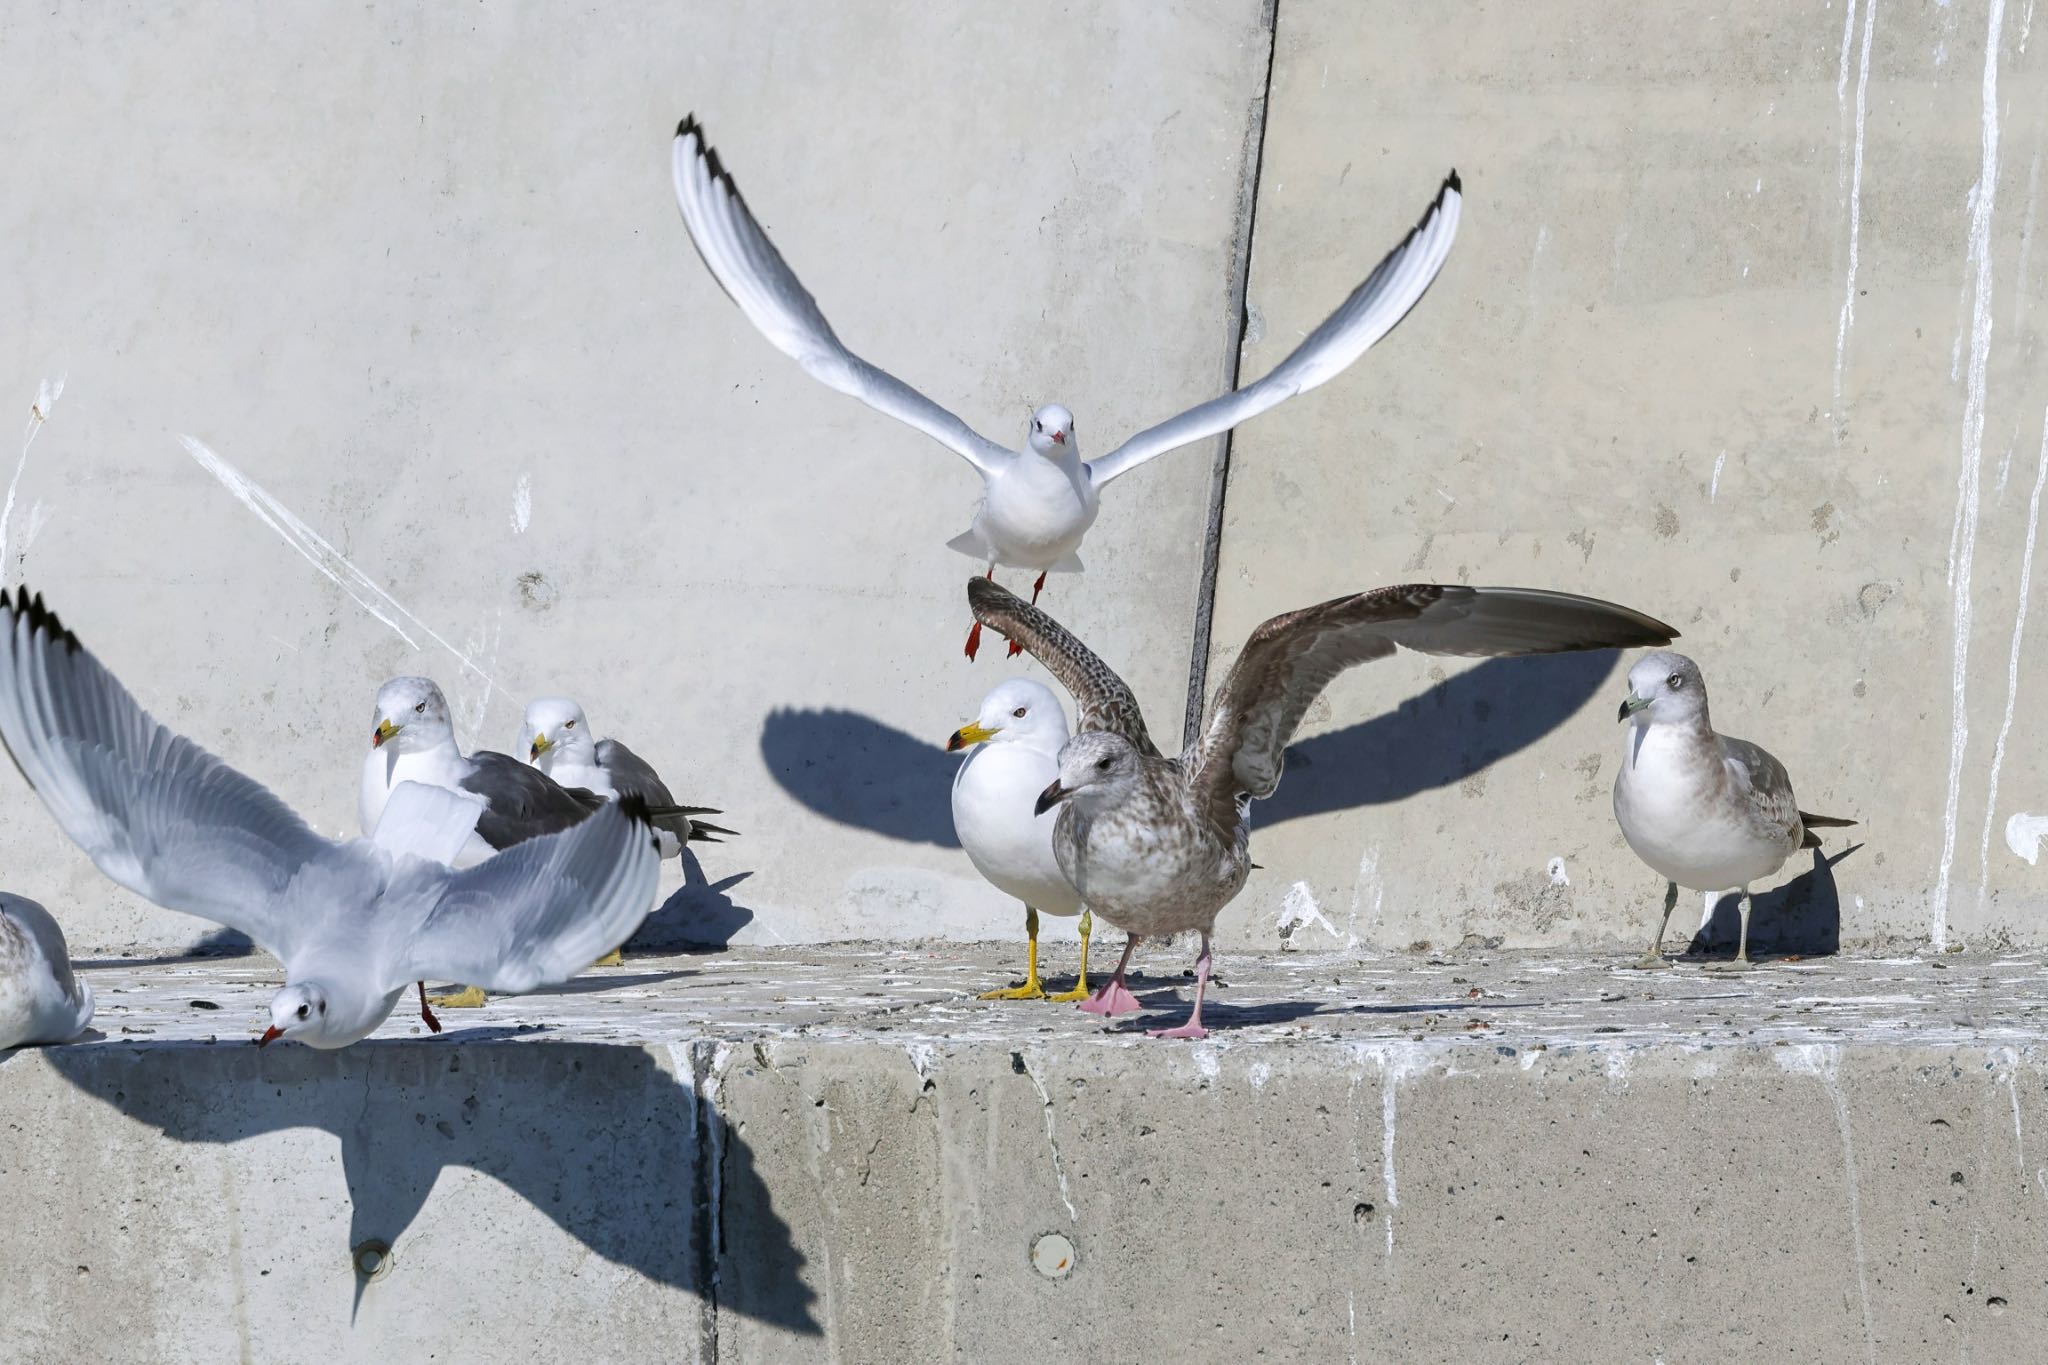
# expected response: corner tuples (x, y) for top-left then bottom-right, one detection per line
(0, 589), (662, 1049)
(524, 697), (737, 860)
(947, 679), (1089, 1001)
(972, 577), (1678, 1038)
(0, 893), (94, 1049)
(671, 115), (1463, 660)
(1613, 652), (1855, 971)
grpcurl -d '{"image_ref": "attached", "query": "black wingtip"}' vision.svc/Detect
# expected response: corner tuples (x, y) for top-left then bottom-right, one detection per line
(1444, 168), (1461, 196)
(6, 584), (80, 655)
(676, 113), (701, 141)
(615, 792), (656, 830)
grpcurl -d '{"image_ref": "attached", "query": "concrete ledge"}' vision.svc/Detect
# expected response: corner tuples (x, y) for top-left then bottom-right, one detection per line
(5, 946), (2048, 1361)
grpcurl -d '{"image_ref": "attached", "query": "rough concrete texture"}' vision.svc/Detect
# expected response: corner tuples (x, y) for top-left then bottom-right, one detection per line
(5, 944), (2048, 1361)
(1206, 0), (2048, 954)
(0, 0), (1267, 951)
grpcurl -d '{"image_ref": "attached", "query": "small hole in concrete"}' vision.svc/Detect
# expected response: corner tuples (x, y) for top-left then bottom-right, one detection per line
(352, 1239), (393, 1281)
(1354, 1202), (1375, 1221)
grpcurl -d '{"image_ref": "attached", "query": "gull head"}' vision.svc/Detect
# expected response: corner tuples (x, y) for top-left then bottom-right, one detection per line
(1035, 730), (1144, 815)
(1026, 404), (1076, 459)
(1619, 650), (1708, 727)
(525, 696), (596, 768)
(260, 982), (331, 1047)
(371, 676), (454, 753)
(947, 678), (1069, 754)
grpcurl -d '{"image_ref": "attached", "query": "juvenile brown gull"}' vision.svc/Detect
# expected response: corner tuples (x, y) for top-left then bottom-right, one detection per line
(971, 576), (1678, 1038)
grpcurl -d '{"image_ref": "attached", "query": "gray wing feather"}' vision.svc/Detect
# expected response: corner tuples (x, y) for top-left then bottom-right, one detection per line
(1718, 735), (1804, 849)
(671, 118), (1011, 475)
(966, 577), (1160, 757)
(1087, 173), (1461, 489)
(595, 737), (732, 844)
(1190, 584), (1678, 834)
(0, 589), (330, 961)
(459, 751), (605, 850)
(400, 800), (663, 994)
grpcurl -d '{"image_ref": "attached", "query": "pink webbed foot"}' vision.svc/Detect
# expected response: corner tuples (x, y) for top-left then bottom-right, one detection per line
(1078, 979), (1142, 1017)
(1006, 639), (1024, 658)
(1146, 1020), (1210, 1041)
(964, 619), (984, 661)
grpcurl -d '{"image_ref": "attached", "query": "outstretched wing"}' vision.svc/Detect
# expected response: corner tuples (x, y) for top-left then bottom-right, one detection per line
(0, 588), (333, 961)
(672, 117), (1012, 475)
(398, 798), (663, 995)
(1087, 172), (1462, 490)
(1190, 584), (1676, 833)
(966, 577), (1160, 757)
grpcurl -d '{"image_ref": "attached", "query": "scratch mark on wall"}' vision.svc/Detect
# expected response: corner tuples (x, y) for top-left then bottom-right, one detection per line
(1979, 413), (2048, 903)
(1711, 450), (1727, 501)
(2, 375), (65, 585)
(1777, 1045), (1877, 1363)
(1019, 1052), (1078, 1221)
(179, 435), (501, 692)
(2013, 142), (2043, 347)
(1935, 0), (2006, 950)
(1834, 0), (1878, 429)
(510, 474), (532, 535)
(2006, 812), (2048, 863)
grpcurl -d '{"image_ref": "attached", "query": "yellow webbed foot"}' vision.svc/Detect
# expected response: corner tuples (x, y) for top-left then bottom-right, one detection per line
(427, 985), (488, 1009)
(1043, 977), (1091, 1004)
(591, 948), (625, 969)
(979, 977), (1048, 1001)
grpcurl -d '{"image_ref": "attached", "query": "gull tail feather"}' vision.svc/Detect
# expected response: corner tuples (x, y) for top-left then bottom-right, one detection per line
(1799, 810), (1857, 848)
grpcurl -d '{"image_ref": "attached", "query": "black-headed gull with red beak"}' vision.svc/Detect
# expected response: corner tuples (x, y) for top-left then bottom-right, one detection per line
(671, 115), (1463, 659)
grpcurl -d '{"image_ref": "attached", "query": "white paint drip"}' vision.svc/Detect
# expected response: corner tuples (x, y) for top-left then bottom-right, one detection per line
(2024, 0), (2036, 51)
(1777, 1045), (1877, 1363)
(904, 1041), (938, 1080)
(1348, 845), (1383, 954)
(510, 474), (531, 534)
(1547, 857), (1571, 887)
(1278, 880), (1342, 947)
(1711, 449), (1727, 501)
(2, 375), (65, 585)
(1357, 1043), (1432, 1258)
(1978, 415), (2048, 900)
(1248, 1061), (1272, 1091)
(2000, 1054), (2025, 1172)
(1834, 0), (1878, 427)
(1837, 0), (1860, 104)
(180, 435), (501, 689)
(1019, 1052), (1077, 1221)
(1934, 0), (2005, 952)
(2006, 812), (2048, 864)
(2013, 143), (2043, 347)
(19, 500), (51, 560)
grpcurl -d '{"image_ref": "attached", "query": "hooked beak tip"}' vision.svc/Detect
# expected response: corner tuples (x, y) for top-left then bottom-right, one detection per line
(1618, 695), (1650, 723)
(945, 731), (965, 753)
(258, 1025), (283, 1047)
(1052, 430), (1066, 445)
(1033, 780), (1066, 817)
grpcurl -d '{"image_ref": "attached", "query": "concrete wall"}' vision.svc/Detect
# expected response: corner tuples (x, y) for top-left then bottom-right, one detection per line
(4, 1), (2047, 954)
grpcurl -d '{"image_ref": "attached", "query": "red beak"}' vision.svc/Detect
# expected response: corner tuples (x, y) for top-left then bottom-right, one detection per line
(258, 1025), (283, 1047)
(372, 728), (386, 747)
(1051, 430), (1066, 444)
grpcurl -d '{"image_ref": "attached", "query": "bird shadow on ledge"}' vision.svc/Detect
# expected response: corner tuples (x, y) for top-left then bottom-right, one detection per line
(628, 849), (757, 951)
(40, 1038), (820, 1336)
(1691, 842), (1862, 958)
(760, 653), (1622, 848)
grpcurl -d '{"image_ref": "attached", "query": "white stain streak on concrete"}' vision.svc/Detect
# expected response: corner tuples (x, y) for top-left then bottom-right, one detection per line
(1348, 845), (1383, 953)
(19, 500), (51, 560)
(1711, 450), (1727, 501)
(1019, 1052), (1077, 1220)
(1278, 880), (1341, 947)
(1834, 0), (1877, 425)
(1777, 1045), (1877, 1363)
(180, 435), (501, 689)
(1979, 415), (2048, 900)
(2023, 0), (2036, 51)
(1358, 1043), (1432, 1258)
(1547, 857), (1571, 887)
(2006, 812), (2048, 864)
(1935, 0), (2005, 950)
(2014, 143), (2043, 348)
(2, 375), (65, 584)
(1999, 1053), (2025, 1172)
(510, 474), (532, 534)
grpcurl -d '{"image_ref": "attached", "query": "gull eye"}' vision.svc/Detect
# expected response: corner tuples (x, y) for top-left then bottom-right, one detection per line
(565, 719), (575, 729)
(296, 1003), (309, 1019)
(414, 701), (426, 714)
(1012, 707), (1027, 718)
(1095, 756), (1112, 771)
(1667, 673), (1685, 690)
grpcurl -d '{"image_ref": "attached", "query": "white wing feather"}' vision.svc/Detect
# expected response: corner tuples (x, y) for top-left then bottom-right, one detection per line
(671, 118), (1012, 475)
(1087, 172), (1462, 490)
(370, 780), (487, 866)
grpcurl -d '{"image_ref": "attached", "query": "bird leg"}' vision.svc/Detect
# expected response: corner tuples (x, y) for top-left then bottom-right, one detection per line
(1007, 572), (1048, 657)
(428, 985), (489, 1009)
(416, 981), (443, 1034)
(1045, 907), (1093, 1004)
(965, 566), (995, 661)
(981, 906), (1048, 1001)
(1706, 887), (1756, 972)
(1148, 933), (1212, 1040)
(1626, 881), (1678, 969)
(1078, 932), (1143, 1016)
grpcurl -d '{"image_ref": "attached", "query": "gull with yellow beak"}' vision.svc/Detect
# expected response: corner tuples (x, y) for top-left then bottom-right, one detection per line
(947, 679), (1090, 1001)
(523, 697), (734, 861)
(1613, 651), (1855, 971)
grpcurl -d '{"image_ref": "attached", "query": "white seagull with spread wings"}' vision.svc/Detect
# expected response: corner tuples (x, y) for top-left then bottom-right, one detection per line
(671, 115), (1463, 659)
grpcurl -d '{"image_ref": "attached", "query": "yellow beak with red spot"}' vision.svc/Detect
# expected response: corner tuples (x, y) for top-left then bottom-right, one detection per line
(372, 719), (400, 748)
(946, 722), (1000, 752)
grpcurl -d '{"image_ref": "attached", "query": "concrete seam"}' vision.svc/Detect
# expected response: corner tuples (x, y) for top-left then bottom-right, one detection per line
(690, 1038), (722, 1364)
(1182, 0), (1281, 750)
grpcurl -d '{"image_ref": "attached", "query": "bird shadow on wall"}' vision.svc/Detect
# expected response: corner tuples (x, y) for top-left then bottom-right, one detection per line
(40, 1039), (820, 1336)
(1693, 842), (1862, 958)
(760, 653), (1622, 847)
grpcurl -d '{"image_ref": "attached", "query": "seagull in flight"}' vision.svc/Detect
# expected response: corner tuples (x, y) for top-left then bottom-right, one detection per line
(671, 115), (1463, 660)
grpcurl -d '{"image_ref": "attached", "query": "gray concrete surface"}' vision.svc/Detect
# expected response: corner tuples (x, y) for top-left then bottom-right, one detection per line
(0, 0), (1267, 952)
(6, 942), (2048, 1361)
(1207, 0), (2048, 955)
